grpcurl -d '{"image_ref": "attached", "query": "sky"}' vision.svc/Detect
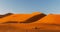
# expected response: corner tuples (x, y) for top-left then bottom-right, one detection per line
(0, 0), (60, 14)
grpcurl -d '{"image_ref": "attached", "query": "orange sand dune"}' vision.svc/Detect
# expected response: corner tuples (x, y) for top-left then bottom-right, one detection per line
(37, 14), (60, 24)
(0, 12), (60, 32)
(0, 12), (42, 23)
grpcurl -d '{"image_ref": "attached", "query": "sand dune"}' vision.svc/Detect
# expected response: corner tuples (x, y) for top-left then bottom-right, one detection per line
(37, 14), (60, 24)
(0, 12), (43, 23)
(0, 12), (60, 32)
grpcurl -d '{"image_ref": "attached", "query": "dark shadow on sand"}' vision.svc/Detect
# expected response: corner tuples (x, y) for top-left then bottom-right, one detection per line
(20, 13), (46, 23)
(0, 13), (13, 18)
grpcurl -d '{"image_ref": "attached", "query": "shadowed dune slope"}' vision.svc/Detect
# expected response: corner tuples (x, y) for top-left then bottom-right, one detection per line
(20, 13), (46, 23)
(0, 13), (13, 18)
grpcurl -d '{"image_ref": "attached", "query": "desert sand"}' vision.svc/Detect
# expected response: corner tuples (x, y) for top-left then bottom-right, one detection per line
(0, 12), (60, 32)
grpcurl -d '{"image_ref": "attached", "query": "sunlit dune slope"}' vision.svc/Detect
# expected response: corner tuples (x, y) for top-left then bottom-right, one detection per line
(37, 14), (60, 24)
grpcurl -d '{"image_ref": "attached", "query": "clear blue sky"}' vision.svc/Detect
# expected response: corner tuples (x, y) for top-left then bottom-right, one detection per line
(0, 0), (60, 14)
